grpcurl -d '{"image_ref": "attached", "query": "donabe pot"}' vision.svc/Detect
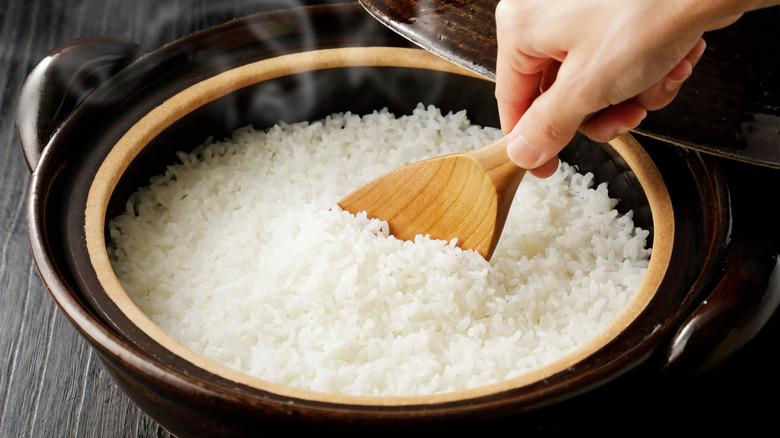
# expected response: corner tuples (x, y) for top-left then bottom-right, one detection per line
(18, 3), (780, 436)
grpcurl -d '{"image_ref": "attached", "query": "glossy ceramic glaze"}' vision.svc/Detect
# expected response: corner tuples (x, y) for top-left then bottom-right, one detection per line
(18, 2), (780, 435)
(360, 0), (780, 169)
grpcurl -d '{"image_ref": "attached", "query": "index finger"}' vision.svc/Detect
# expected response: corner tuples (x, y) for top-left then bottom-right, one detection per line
(494, 19), (554, 134)
(494, 52), (548, 134)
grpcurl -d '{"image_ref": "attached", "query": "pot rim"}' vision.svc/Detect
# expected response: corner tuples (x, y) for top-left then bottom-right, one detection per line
(80, 46), (675, 406)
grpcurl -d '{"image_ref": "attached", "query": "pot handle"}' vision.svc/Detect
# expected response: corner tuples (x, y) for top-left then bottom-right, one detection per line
(662, 237), (780, 375)
(16, 36), (144, 172)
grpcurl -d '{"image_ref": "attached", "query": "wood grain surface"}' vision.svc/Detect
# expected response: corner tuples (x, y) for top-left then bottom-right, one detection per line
(2, 1), (780, 437)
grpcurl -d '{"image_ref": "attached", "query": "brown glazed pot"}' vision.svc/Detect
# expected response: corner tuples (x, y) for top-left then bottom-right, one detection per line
(17, 2), (780, 436)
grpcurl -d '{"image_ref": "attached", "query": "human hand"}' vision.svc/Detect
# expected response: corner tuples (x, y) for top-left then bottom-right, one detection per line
(494, 0), (748, 177)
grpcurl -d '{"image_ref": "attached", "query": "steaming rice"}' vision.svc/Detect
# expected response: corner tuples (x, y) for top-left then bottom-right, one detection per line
(108, 104), (650, 396)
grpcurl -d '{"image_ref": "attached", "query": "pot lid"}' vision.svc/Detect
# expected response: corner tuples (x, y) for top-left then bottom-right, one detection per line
(359, 0), (780, 169)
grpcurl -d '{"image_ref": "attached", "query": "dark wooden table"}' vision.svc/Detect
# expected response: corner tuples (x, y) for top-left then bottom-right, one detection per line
(2, 1), (779, 436)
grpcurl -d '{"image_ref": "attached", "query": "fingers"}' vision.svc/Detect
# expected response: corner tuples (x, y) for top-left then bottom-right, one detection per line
(707, 13), (742, 31)
(518, 100), (646, 178)
(492, 0), (750, 180)
(494, 42), (551, 133)
(505, 71), (589, 170)
(495, 65), (544, 134)
(503, 34), (707, 173)
(631, 38), (706, 110)
(494, 0), (560, 133)
(579, 101), (647, 142)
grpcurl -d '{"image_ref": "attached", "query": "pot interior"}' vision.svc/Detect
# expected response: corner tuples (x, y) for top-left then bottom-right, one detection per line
(73, 47), (674, 406)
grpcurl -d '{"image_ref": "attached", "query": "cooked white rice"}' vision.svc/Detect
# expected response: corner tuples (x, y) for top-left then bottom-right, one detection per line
(107, 104), (650, 396)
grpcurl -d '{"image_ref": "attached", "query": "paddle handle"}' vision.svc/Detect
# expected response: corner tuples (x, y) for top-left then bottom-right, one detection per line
(465, 134), (526, 202)
(462, 134), (526, 255)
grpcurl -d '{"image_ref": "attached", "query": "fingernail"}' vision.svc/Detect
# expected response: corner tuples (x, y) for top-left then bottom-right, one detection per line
(507, 134), (542, 169)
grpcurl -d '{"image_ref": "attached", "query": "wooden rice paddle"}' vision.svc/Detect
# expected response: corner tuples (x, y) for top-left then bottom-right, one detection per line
(338, 135), (524, 261)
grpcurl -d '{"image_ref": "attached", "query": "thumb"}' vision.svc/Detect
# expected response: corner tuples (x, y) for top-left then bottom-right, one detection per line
(506, 82), (586, 171)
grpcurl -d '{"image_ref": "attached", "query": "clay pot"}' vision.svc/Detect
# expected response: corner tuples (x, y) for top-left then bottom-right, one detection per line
(18, 3), (779, 436)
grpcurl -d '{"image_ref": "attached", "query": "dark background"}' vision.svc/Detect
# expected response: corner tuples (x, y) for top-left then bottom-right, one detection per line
(2, 1), (779, 436)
